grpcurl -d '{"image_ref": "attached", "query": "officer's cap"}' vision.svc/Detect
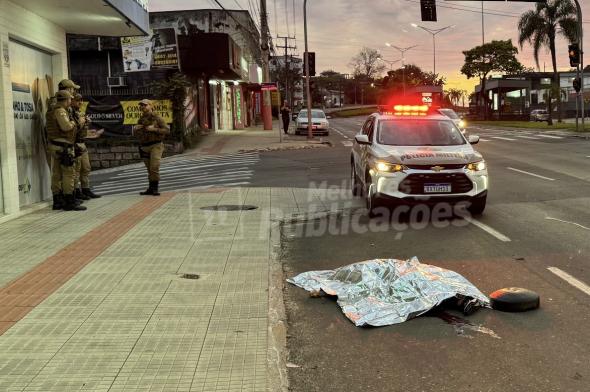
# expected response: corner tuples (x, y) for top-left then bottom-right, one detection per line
(58, 79), (80, 90)
(138, 99), (152, 106)
(56, 91), (73, 101)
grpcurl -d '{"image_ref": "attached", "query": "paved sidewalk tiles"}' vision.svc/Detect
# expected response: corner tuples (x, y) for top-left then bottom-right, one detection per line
(0, 188), (361, 392)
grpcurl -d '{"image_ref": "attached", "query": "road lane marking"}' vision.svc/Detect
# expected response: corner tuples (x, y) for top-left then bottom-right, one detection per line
(536, 134), (563, 139)
(517, 135), (541, 140)
(479, 138), (490, 142)
(545, 217), (590, 231)
(507, 167), (555, 181)
(491, 136), (517, 141)
(342, 141), (353, 147)
(465, 218), (511, 242)
(548, 267), (590, 296)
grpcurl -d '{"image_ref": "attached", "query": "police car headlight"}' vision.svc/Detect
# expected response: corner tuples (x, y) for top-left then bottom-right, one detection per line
(459, 120), (466, 128)
(467, 160), (486, 172)
(375, 161), (406, 173)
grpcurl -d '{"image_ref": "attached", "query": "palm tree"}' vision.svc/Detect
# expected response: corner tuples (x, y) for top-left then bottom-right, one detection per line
(518, 0), (578, 124)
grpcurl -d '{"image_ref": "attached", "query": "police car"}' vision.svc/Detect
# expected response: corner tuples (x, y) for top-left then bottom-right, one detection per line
(350, 104), (488, 217)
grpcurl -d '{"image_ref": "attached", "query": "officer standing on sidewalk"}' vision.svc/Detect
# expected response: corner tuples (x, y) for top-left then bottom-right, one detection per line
(133, 99), (170, 196)
(46, 91), (86, 211)
(71, 93), (101, 200)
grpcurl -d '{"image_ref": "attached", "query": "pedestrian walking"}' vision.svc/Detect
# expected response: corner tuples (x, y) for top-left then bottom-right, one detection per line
(71, 93), (101, 200)
(280, 100), (291, 135)
(46, 91), (86, 211)
(133, 99), (170, 196)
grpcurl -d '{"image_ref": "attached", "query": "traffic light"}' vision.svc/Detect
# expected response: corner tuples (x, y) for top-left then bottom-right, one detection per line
(569, 44), (580, 68)
(304, 52), (316, 76)
(573, 77), (581, 93)
(420, 0), (437, 22)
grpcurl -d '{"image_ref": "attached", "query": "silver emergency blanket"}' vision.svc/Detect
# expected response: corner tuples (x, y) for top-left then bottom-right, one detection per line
(287, 257), (490, 327)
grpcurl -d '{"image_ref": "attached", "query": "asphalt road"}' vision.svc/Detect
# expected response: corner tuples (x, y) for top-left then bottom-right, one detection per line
(89, 116), (590, 391)
(279, 117), (590, 392)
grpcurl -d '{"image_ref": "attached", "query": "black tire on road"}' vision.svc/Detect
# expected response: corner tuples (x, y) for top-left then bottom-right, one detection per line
(468, 194), (487, 216)
(365, 173), (383, 218)
(489, 287), (540, 312)
(351, 164), (362, 197)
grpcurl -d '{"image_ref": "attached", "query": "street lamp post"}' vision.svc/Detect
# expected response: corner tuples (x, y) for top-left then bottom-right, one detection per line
(385, 43), (418, 96)
(411, 23), (455, 75)
(377, 57), (402, 71)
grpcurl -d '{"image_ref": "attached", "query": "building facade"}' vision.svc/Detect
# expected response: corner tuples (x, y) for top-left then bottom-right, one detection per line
(67, 9), (264, 134)
(472, 72), (590, 119)
(0, 0), (148, 222)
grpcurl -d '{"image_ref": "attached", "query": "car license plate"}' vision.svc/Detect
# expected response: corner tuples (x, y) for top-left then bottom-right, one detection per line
(424, 183), (452, 193)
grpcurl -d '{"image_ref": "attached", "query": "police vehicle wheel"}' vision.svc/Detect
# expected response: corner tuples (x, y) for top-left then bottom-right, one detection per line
(489, 287), (540, 312)
(468, 194), (487, 216)
(365, 174), (381, 218)
(351, 164), (362, 197)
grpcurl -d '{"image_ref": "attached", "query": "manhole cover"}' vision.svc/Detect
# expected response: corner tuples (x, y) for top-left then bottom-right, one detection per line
(201, 205), (259, 211)
(180, 274), (200, 280)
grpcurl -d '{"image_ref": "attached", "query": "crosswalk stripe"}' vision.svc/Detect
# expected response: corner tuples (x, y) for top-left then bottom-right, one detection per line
(536, 134), (563, 139)
(491, 136), (517, 141)
(479, 138), (490, 142)
(94, 170), (253, 191)
(113, 157), (259, 175)
(516, 135), (541, 140)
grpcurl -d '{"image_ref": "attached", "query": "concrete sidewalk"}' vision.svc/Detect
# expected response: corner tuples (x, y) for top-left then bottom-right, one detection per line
(0, 188), (362, 392)
(187, 121), (330, 156)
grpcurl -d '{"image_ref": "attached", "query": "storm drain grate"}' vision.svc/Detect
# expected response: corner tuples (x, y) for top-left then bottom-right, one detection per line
(201, 205), (259, 211)
(180, 274), (200, 280)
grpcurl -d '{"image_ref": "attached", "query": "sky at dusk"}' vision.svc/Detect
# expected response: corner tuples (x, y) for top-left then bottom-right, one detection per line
(149, 0), (590, 92)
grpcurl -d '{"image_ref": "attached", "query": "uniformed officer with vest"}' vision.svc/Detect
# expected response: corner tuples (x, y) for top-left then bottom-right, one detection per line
(46, 91), (86, 211)
(71, 93), (101, 200)
(133, 99), (170, 196)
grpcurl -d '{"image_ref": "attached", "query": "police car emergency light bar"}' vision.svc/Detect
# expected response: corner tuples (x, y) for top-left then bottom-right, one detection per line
(379, 104), (430, 116)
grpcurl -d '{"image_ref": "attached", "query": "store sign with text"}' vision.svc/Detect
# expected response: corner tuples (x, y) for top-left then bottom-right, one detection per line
(121, 28), (179, 72)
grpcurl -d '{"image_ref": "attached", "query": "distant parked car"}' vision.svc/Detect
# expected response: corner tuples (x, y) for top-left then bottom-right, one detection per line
(295, 109), (330, 136)
(530, 109), (549, 122)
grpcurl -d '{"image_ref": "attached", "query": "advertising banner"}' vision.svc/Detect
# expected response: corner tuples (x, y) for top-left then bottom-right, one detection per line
(12, 83), (51, 206)
(80, 96), (173, 137)
(121, 28), (179, 72)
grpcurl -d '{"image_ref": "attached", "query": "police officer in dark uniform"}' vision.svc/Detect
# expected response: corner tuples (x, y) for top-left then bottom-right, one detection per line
(133, 99), (170, 196)
(46, 91), (86, 211)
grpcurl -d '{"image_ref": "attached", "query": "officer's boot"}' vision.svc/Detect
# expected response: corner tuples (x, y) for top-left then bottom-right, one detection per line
(76, 188), (90, 201)
(63, 194), (87, 211)
(151, 181), (160, 196)
(139, 183), (154, 196)
(82, 188), (102, 199)
(52, 193), (64, 210)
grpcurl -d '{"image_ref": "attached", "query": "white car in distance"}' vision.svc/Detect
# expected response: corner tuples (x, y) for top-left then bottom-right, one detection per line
(295, 109), (330, 136)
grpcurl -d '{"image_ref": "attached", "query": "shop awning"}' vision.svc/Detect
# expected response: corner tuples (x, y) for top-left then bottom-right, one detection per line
(16, 0), (149, 36)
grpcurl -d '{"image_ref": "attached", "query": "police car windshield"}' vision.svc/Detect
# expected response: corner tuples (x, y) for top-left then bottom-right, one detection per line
(378, 120), (466, 146)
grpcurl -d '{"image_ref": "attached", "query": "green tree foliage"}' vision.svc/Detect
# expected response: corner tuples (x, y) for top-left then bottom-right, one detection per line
(461, 40), (524, 119)
(380, 64), (445, 95)
(518, 0), (578, 123)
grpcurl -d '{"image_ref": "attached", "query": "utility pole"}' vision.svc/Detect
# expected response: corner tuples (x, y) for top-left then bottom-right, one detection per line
(276, 36), (296, 142)
(303, 0), (313, 139)
(481, 1), (485, 45)
(573, 0), (584, 129)
(260, 0), (273, 130)
(276, 36), (297, 106)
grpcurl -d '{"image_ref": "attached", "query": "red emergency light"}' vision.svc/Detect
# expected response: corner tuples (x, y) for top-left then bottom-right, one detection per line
(379, 103), (430, 116)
